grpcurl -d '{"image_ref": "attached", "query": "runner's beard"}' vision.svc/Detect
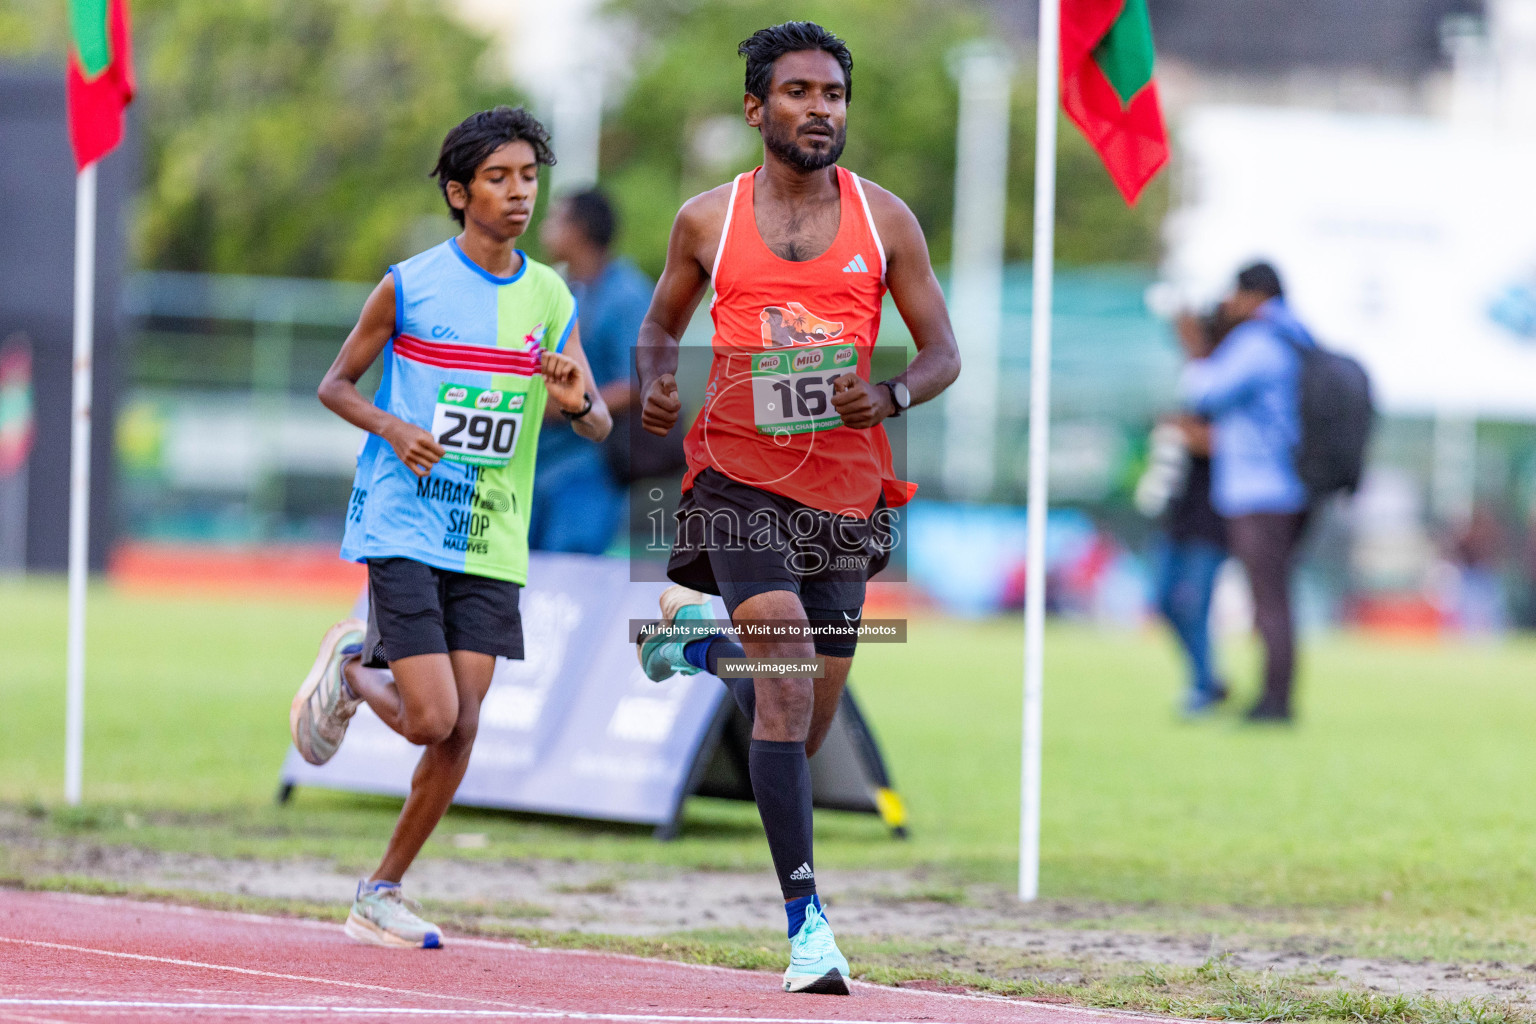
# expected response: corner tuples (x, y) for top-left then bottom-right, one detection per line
(762, 114), (846, 171)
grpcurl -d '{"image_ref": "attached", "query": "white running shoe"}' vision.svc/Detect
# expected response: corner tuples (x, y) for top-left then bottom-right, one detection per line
(344, 880), (443, 949)
(289, 619), (365, 766)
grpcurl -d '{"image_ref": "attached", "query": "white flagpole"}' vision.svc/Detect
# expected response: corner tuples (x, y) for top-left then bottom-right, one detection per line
(1020, 0), (1061, 902)
(65, 161), (98, 807)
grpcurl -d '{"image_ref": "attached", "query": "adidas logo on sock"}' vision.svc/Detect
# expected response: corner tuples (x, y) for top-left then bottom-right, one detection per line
(789, 862), (815, 881)
(841, 254), (869, 274)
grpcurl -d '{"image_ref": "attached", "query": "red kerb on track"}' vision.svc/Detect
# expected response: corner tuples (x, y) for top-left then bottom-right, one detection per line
(0, 890), (1176, 1024)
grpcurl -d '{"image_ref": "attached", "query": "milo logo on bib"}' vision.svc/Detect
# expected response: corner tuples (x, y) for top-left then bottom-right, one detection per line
(750, 342), (857, 436)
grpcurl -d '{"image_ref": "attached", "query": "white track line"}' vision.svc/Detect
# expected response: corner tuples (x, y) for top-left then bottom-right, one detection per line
(0, 1002), (944, 1024)
(4, 893), (1189, 1024)
(1, 935), (972, 1024)
(0, 936), (530, 1012)
(28, 893), (750, 972)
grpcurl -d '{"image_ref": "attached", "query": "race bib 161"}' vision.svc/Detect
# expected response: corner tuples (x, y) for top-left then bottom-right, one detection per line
(751, 343), (858, 435)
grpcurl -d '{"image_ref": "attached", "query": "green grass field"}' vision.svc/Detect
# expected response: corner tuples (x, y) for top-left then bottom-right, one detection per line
(6, 576), (1536, 964)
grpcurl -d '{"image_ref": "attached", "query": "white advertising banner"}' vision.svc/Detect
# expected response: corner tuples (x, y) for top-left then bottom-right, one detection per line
(1164, 105), (1536, 422)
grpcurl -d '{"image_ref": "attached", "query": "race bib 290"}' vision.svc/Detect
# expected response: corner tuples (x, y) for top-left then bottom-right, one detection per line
(431, 383), (526, 467)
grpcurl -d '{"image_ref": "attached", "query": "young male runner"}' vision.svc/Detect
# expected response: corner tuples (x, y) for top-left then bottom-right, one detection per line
(289, 106), (611, 948)
(633, 22), (961, 994)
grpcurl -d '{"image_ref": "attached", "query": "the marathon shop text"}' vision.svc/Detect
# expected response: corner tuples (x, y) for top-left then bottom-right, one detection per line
(345, 467), (519, 556)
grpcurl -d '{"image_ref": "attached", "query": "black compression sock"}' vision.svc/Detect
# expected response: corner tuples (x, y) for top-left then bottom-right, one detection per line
(748, 739), (817, 899)
(705, 637), (755, 721)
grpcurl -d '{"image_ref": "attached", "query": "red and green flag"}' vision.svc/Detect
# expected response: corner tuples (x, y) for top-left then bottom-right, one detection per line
(1060, 0), (1168, 205)
(67, 0), (135, 171)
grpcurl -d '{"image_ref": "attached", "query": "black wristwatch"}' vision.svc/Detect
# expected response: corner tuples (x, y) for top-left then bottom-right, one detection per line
(881, 380), (911, 417)
(561, 392), (593, 421)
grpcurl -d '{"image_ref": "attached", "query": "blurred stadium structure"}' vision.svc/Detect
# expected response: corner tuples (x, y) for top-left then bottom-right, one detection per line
(7, 0), (1536, 633)
(0, 64), (129, 575)
(117, 273), (374, 543)
(1153, 0), (1536, 635)
(455, 0), (612, 194)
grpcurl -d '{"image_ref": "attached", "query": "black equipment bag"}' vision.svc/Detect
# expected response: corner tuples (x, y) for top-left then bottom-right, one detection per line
(604, 406), (688, 484)
(1280, 330), (1375, 500)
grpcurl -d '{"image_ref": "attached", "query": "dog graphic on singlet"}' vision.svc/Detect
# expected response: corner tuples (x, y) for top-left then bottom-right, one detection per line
(759, 302), (845, 348)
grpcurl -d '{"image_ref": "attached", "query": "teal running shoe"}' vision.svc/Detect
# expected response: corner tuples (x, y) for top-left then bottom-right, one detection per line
(637, 586), (716, 682)
(783, 900), (850, 994)
(344, 880), (442, 949)
(289, 619), (365, 766)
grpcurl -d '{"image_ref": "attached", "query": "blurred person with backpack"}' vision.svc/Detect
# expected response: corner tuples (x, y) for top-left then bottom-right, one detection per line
(1180, 262), (1372, 722)
(1137, 310), (1231, 716)
(531, 189), (657, 553)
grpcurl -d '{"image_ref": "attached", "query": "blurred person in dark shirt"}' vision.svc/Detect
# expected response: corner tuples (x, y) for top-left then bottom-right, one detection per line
(1139, 310), (1231, 715)
(530, 189), (652, 553)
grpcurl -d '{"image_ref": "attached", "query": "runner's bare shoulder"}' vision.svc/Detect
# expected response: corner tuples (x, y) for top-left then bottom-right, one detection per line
(363, 271), (397, 320)
(350, 273), (398, 349)
(853, 179), (924, 252)
(675, 182), (736, 270)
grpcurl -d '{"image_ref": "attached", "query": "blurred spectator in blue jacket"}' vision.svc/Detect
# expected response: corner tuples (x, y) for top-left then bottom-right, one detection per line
(1180, 262), (1311, 722)
(530, 190), (651, 553)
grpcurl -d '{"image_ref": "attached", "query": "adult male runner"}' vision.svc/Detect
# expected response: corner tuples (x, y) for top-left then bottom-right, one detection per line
(634, 22), (961, 995)
(289, 106), (611, 948)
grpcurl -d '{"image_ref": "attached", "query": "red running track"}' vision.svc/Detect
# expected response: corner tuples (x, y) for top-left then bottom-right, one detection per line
(0, 891), (1176, 1024)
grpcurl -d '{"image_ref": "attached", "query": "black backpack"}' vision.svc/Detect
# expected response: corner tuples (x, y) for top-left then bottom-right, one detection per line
(1278, 328), (1375, 501)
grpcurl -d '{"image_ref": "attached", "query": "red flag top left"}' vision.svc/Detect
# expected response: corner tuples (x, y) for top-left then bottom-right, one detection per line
(67, 0), (136, 171)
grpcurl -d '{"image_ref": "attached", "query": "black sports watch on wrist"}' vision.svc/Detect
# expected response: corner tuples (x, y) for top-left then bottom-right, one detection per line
(561, 392), (593, 421)
(881, 380), (911, 417)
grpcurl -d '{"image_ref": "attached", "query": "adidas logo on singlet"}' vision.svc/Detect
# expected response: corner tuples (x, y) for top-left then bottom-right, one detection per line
(841, 253), (870, 274)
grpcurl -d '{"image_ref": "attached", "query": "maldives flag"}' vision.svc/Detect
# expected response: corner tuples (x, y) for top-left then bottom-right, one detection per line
(67, 0), (135, 171)
(1060, 0), (1168, 205)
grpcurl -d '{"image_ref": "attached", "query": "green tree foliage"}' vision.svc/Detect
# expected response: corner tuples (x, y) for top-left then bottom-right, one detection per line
(604, 0), (1166, 277)
(0, 0), (66, 56)
(132, 0), (516, 280)
(0, 0), (517, 280)
(1, 0), (1165, 279)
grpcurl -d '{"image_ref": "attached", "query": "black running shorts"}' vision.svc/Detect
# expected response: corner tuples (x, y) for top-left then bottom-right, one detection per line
(361, 557), (523, 668)
(666, 468), (892, 655)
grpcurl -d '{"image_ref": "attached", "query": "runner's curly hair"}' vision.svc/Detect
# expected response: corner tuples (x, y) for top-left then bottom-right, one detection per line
(739, 22), (853, 103)
(430, 106), (555, 226)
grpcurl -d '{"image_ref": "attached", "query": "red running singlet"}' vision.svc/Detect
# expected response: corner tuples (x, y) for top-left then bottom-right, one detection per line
(680, 166), (917, 516)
